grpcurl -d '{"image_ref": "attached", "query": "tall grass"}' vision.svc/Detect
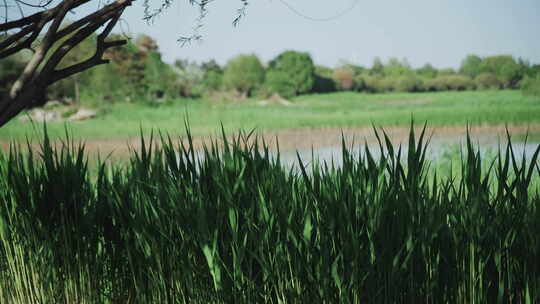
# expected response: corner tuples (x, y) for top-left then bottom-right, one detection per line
(0, 125), (539, 303)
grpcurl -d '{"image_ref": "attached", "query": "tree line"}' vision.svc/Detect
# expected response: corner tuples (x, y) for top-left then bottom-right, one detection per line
(2, 34), (540, 105)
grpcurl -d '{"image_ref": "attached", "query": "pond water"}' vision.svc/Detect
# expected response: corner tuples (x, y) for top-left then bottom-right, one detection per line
(277, 136), (540, 169)
(179, 135), (540, 171)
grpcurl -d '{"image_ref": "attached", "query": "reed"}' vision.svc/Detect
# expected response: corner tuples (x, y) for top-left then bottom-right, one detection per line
(0, 125), (539, 303)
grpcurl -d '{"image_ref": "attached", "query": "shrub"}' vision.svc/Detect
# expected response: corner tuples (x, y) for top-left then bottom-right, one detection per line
(353, 74), (366, 92)
(521, 75), (540, 96)
(201, 70), (223, 92)
(481, 55), (523, 88)
(475, 73), (501, 90)
(459, 55), (483, 78)
(444, 75), (476, 91)
(363, 76), (394, 93)
(312, 65), (336, 93)
(421, 78), (441, 92)
(394, 75), (422, 92)
(332, 67), (355, 91)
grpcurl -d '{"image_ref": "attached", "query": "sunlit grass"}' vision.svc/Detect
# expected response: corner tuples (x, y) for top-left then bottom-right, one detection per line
(1, 90), (539, 140)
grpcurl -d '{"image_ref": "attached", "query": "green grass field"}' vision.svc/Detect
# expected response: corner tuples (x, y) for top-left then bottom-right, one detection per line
(1, 90), (539, 140)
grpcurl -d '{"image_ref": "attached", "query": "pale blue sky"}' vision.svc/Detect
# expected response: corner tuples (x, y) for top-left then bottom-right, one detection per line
(91, 0), (540, 68)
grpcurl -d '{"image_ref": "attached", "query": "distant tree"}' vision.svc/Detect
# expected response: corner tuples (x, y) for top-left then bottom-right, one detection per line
(223, 54), (265, 98)
(383, 57), (413, 77)
(312, 65), (336, 93)
(370, 57), (384, 76)
(265, 50), (315, 98)
(416, 63), (438, 79)
(529, 65), (540, 77)
(353, 73), (366, 92)
(104, 40), (147, 97)
(475, 73), (501, 90)
(201, 59), (223, 74)
(200, 60), (223, 93)
(443, 75), (475, 91)
(394, 75), (422, 92)
(438, 68), (457, 76)
(143, 51), (177, 98)
(332, 66), (355, 91)
(481, 56), (523, 88)
(136, 34), (159, 55)
(174, 59), (204, 97)
(459, 55), (483, 78)
(521, 75), (540, 96)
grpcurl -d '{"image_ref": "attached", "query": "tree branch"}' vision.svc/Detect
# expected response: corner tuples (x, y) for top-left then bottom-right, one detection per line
(40, 4), (130, 79)
(0, 0), (132, 127)
(50, 8), (127, 84)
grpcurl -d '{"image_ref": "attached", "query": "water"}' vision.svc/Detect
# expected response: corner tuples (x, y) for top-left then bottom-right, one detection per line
(278, 138), (540, 169)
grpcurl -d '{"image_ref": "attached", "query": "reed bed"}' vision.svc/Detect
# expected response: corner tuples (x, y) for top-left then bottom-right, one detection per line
(0, 126), (539, 303)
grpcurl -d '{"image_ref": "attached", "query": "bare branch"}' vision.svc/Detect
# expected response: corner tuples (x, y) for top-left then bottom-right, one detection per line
(40, 2), (131, 78)
(0, 0), (132, 127)
(8, 0), (75, 98)
(54, 0), (130, 44)
(0, 23), (34, 50)
(0, 9), (42, 31)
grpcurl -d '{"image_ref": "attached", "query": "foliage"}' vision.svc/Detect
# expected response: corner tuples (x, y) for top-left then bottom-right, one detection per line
(143, 51), (178, 98)
(199, 60), (224, 93)
(223, 54), (265, 97)
(312, 65), (336, 93)
(265, 51), (315, 98)
(393, 75), (423, 92)
(383, 57), (414, 77)
(332, 66), (356, 91)
(460, 55), (483, 78)
(1, 126), (539, 302)
(521, 75), (540, 96)
(481, 55), (523, 88)
(438, 68), (457, 76)
(0, 54), (26, 99)
(370, 57), (384, 76)
(47, 33), (98, 103)
(475, 73), (502, 90)
(416, 63), (438, 79)
(174, 59), (205, 97)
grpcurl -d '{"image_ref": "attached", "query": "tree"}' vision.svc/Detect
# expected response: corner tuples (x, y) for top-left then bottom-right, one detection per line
(47, 31), (99, 103)
(201, 60), (223, 92)
(521, 75), (540, 97)
(332, 66), (356, 91)
(265, 50), (315, 98)
(416, 63), (438, 79)
(475, 73), (501, 90)
(312, 65), (336, 93)
(173, 59), (204, 97)
(223, 54), (265, 98)
(481, 55), (523, 88)
(383, 57), (413, 77)
(0, 0), (250, 126)
(370, 57), (384, 76)
(459, 55), (483, 78)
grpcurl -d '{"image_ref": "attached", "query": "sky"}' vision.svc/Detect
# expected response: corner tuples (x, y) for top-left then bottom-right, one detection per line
(86, 0), (540, 68)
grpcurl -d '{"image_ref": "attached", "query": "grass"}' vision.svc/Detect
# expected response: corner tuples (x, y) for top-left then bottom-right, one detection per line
(1, 125), (539, 303)
(1, 90), (539, 140)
